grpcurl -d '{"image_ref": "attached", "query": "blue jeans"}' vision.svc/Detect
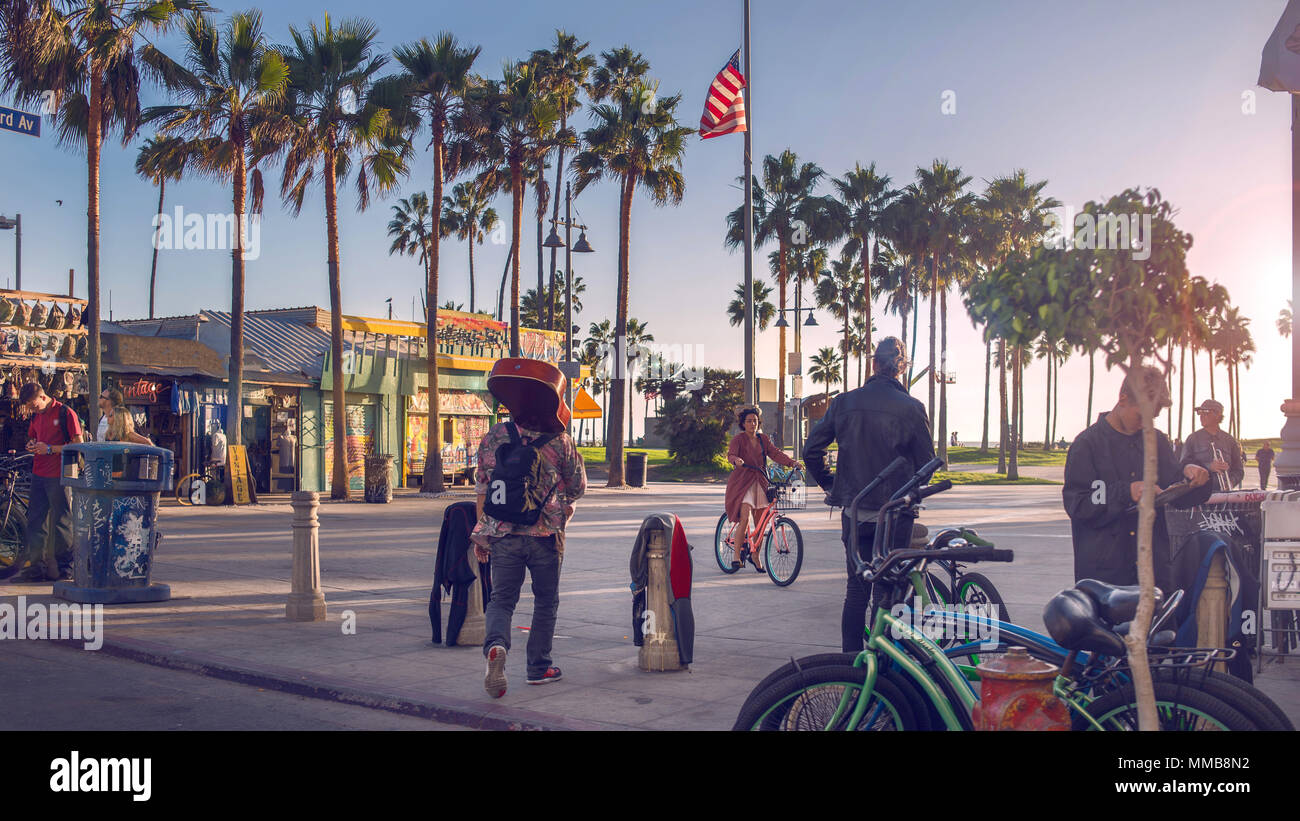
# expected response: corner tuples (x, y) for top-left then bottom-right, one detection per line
(483, 535), (561, 678)
(25, 475), (73, 575)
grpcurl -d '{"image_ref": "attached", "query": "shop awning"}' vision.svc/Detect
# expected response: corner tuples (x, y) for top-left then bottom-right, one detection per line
(572, 387), (602, 419)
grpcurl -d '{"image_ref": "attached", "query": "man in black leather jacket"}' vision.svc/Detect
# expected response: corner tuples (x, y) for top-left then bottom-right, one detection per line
(803, 337), (935, 651)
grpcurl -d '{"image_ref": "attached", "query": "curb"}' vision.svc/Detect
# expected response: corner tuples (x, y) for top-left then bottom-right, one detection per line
(55, 637), (624, 732)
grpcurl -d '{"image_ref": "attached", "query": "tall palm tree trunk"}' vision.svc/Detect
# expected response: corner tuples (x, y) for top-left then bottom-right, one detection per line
(1165, 340), (1173, 436)
(547, 112), (568, 331)
(497, 246), (512, 321)
(998, 340), (1007, 472)
(325, 145), (348, 500)
(606, 176), (635, 486)
(467, 223), (476, 314)
(1190, 346), (1198, 435)
(87, 68), (104, 415)
(938, 288), (948, 463)
(1052, 354), (1060, 446)
(1087, 348), (1095, 429)
(535, 160), (545, 327)
(150, 179), (165, 319)
(860, 238), (872, 358)
(230, 143), (247, 469)
(509, 162), (523, 356)
(1177, 343), (1186, 441)
(1208, 350), (1216, 400)
(842, 295), (850, 391)
(1044, 350), (1052, 451)
(1008, 346), (1021, 480)
(928, 255), (938, 437)
(424, 127), (446, 493)
(777, 239), (788, 446)
(980, 339), (991, 452)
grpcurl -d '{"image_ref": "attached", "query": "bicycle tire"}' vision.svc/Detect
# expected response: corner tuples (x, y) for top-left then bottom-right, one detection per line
(956, 571), (1011, 623)
(737, 653), (858, 717)
(765, 516), (803, 586)
(1075, 681), (1259, 731)
(714, 513), (740, 574)
(1151, 667), (1294, 732)
(734, 664), (917, 731)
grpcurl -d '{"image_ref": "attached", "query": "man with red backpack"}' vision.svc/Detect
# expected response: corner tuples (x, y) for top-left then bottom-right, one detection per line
(473, 359), (586, 698)
(5, 383), (84, 583)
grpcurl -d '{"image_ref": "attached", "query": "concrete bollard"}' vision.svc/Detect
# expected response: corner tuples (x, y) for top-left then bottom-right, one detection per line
(638, 528), (683, 672)
(286, 491), (326, 621)
(1196, 550), (1228, 670)
(458, 555), (487, 646)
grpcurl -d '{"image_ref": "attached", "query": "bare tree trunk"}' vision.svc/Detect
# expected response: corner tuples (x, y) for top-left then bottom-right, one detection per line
(1044, 349), (1052, 452)
(424, 125), (446, 493)
(86, 67), (104, 419)
(1126, 359), (1162, 731)
(938, 288), (948, 463)
(777, 239), (788, 446)
(1087, 348), (1095, 429)
(928, 254), (938, 439)
(229, 142), (247, 472)
(510, 161), (523, 356)
(1052, 355), (1060, 446)
(606, 175), (635, 486)
(150, 179), (164, 319)
(981, 338), (991, 452)
(1177, 342), (1186, 441)
(998, 339), (1008, 473)
(325, 144), (348, 500)
(1008, 346), (1020, 480)
(467, 223), (476, 314)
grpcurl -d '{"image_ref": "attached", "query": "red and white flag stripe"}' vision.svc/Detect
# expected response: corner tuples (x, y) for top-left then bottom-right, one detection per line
(700, 49), (747, 139)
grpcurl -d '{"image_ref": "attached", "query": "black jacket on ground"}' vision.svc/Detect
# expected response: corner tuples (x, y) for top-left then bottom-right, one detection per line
(1062, 413), (1212, 590)
(803, 375), (935, 510)
(429, 501), (492, 645)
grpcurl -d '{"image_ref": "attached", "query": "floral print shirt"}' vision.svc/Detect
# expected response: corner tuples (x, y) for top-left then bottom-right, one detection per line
(471, 421), (586, 554)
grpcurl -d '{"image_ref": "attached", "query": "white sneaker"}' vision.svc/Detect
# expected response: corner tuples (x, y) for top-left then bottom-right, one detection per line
(484, 645), (507, 698)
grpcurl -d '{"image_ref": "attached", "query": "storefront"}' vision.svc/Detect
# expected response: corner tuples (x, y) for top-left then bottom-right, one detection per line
(0, 288), (90, 450)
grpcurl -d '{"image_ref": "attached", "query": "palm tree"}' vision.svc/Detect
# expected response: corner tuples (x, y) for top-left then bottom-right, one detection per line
(848, 314), (874, 387)
(1, 0), (201, 410)
(441, 300), (464, 311)
(573, 76), (690, 485)
(387, 194), (436, 426)
(725, 150), (825, 446)
(727, 279), (776, 330)
(134, 134), (194, 319)
(908, 160), (974, 462)
(390, 32), (480, 492)
(531, 32), (595, 329)
(278, 15), (412, 499)
(440, 179), (499, 313)
(624, 318), (653, 446)
(808, 347), (843, 396)
(143, 10), (289, 453)
(588, 45), (650, 103)
(828, 163), (895, 359)
(816, 256), (866, 390)
(465, 61), (560, 356)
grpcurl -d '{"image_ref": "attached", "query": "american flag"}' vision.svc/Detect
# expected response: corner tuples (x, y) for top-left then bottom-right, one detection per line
(699, 50), (747, 139)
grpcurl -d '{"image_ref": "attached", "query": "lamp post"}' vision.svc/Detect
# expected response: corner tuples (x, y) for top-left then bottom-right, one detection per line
(543, 182), (595, 435)
(774, 305), (817, 459)
(0, 214), (20, 290)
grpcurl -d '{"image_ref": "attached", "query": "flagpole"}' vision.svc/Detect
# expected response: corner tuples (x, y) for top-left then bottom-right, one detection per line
(742, 0), (755, 407)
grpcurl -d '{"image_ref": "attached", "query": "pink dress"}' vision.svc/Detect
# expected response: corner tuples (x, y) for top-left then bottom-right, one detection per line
(723, 432), (796, 523)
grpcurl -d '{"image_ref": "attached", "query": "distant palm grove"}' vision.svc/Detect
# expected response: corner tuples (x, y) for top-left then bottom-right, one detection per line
(0, 1), (1272, 494)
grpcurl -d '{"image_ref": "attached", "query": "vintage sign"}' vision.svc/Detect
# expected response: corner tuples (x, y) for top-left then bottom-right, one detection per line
(227, 445), (252, 505)
(124, 379), (162, 404)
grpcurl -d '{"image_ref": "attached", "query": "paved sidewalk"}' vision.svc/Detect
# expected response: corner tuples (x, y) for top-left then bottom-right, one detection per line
(2, 483), (1296, 730)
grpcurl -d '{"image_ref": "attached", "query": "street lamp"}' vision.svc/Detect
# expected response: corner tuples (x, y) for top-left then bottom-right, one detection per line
(0, 214), (19, 290)
(543, 182), (595, 431)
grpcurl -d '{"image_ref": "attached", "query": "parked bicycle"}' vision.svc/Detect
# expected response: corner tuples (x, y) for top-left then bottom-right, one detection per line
(714, 465), (805, 586)
(0, 452), (32, 575)
(734, 459), (1283, 731)
(175, 464), (227, 506)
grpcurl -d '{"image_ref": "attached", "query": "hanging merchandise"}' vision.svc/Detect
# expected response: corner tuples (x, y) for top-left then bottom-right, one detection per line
(29, 302), (47, 328)
(0, 299), (13, 324)
(75, 336), (87, 358)
(13, 301), (31, 327)
(58, 336), (73, 359)
(24, 334), (40, 355)
(67, 304), (81, 327)
(47, 303), (65, 330)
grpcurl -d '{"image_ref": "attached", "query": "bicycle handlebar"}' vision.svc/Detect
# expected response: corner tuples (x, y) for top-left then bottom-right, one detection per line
(856, 545), (1015, 583)
(916, 479), (952, 500)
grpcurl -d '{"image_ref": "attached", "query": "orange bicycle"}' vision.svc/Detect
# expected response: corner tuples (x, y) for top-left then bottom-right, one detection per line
(714, 466), (805, 586)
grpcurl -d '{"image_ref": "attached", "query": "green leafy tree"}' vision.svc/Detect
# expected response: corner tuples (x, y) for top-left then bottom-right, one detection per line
(655, 368), (742, 466)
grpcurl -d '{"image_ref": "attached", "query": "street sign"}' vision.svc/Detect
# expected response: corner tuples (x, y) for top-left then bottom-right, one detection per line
(0, 105), (40, 138)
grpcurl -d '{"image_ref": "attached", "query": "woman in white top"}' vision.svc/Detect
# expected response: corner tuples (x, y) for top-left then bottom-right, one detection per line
(96, 388), (151, 444)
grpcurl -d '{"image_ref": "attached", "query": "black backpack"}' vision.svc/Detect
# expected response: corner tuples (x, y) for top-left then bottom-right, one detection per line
(482, 423), (558, 526)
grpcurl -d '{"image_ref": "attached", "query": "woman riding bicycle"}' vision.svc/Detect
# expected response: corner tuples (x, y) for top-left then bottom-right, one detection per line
(724, 406), (801, 572)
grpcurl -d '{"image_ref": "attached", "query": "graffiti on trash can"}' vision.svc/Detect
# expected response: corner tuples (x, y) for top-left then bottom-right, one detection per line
(1197, 511), (1244, 537)
(110, 496), (153, 580)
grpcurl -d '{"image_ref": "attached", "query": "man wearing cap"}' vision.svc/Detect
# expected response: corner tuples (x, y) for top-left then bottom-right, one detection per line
(1181, 399), (1243, 490)
(804, 336), (935, 652)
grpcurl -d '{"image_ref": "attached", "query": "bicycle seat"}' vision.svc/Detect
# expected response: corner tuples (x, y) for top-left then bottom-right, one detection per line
(1113, 621), (1177, 647)
(1073, 579), (1163, 625)
(1042, 588), (1127, 656)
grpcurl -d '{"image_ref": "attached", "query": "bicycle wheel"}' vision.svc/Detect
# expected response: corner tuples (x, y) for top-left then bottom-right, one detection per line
(175, 473), (203, 506)
(734, 664), (917, 731)
(1074, 681), (1258, 731)
(1151, 668), (1294, 732)
(764, 516), (803, 586)
(714, 513), (740, 574)
(0, 494), (27, 569)
(956, 571), (1011, 623)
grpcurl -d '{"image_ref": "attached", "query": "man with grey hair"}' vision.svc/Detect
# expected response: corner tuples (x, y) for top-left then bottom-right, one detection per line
(804, 336), (935, 651)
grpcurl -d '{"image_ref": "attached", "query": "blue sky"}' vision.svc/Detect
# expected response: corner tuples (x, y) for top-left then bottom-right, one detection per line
(1, 0), (1294, 441)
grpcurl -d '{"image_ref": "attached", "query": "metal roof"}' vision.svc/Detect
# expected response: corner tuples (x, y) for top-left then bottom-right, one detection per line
(196, 311), (329, 379)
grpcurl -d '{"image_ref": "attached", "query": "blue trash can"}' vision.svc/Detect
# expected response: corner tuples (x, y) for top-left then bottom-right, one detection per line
(53, 442), (174, 604)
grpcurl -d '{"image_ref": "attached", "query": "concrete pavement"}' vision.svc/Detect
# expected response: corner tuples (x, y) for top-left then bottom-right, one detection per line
(1, 482), (1296, 730)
